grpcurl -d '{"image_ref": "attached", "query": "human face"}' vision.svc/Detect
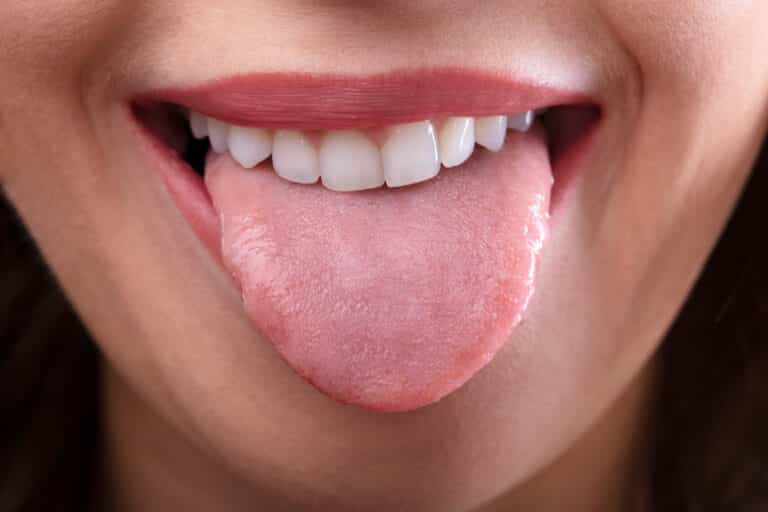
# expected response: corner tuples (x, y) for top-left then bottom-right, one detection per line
(2, 1), (767, 510)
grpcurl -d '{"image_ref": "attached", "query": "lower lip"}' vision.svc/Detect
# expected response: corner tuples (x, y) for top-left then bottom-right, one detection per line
(134, 101), (597, 412)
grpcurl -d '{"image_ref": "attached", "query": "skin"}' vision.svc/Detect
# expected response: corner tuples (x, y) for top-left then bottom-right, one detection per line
(1, 1), (768, 511)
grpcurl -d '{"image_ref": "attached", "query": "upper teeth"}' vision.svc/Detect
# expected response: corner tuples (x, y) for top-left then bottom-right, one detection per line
(187, 110), (537, 192)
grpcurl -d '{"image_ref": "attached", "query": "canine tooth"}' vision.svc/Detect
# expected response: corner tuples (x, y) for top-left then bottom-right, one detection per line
(272, 130), (320, 184)
(189, 112), (208, 139)
(382, 121), (440, 188)
(475, 116), (508, 152)
(207, 118), (230, 154)
(508, 111), (534, 132)
(228, 126), (272, 168)
(439, 117), (475, 168)
(320, 131), (384, 192)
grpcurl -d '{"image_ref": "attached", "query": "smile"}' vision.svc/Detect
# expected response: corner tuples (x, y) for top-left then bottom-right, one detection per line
(132, 68), (600, 412)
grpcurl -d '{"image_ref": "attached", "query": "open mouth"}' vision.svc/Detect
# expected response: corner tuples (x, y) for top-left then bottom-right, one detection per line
(131, 69), (600, 412)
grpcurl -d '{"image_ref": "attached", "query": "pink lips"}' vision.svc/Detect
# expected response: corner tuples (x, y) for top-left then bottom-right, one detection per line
(139, 68), (589, 129)
(135, 69), (593, 412)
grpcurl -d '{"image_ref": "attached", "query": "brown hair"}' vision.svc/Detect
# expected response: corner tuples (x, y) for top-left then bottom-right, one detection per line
(0, 140), (766, 511)
(0, 199), (100, 510)
(650, 138), (768, 509)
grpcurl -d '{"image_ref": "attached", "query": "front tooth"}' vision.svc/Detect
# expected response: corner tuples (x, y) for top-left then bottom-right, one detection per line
(207, 118), (229, 153)
(439, 117), (475, 168)
(272, 130), (320, 184)
(475, 116), (508, 152)
(319, 130), (384, 192)
(508, 111), (534, 132)
(228, 126), (272, 168)
(382, 121), (440, 188)
(190, 112), (208, 139)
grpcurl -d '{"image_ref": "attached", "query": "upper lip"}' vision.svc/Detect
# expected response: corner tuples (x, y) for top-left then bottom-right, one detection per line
(134, 67), (597, 130)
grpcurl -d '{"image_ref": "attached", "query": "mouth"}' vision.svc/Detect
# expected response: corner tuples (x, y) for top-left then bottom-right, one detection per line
(131, 68), (600, 412)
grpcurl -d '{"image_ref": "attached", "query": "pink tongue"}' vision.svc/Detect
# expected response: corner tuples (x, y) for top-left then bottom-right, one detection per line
(205, 130), (552, 412)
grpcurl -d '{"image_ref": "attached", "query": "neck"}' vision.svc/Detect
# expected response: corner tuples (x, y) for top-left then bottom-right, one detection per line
(483, 357), (659, 512)
(97, 359), (658, 512)
(96, 368), (273, 512)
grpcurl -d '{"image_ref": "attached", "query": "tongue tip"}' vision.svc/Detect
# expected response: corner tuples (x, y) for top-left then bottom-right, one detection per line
(264, 308), (523, 413)
(289, 345), (497, 413)
(305, 377), (447, 413)
(321, 391), (455, 414)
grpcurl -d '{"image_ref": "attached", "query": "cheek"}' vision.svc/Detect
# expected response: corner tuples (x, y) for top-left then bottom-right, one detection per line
(591, 0), (768, 348)
(0, 1), (134, 195)
(604, 0), (768, 234)
(597, 0), (768, 238)
(598, 0), (768, 99)
(0, 1), (131, 88)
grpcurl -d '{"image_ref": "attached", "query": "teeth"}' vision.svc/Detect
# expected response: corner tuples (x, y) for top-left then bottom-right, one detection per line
(188, 109), (540, 191)
(382, 121), (440, 188)
(319, 130), (385, 192)
(508, 111), (534, 132)
(189, 111), (208, 139)
(228, 126), (272, 168)
(475, 115), (508, 152)
(438, 117), (476, 168)
(272, 130), (320, 184)
(207, 118), (230, 154)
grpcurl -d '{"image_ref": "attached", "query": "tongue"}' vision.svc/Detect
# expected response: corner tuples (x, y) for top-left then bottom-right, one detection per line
(204, 129), (552, 412)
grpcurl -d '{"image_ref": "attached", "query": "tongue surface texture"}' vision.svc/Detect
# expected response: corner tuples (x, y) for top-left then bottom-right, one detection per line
(205, 130), (552, 412)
